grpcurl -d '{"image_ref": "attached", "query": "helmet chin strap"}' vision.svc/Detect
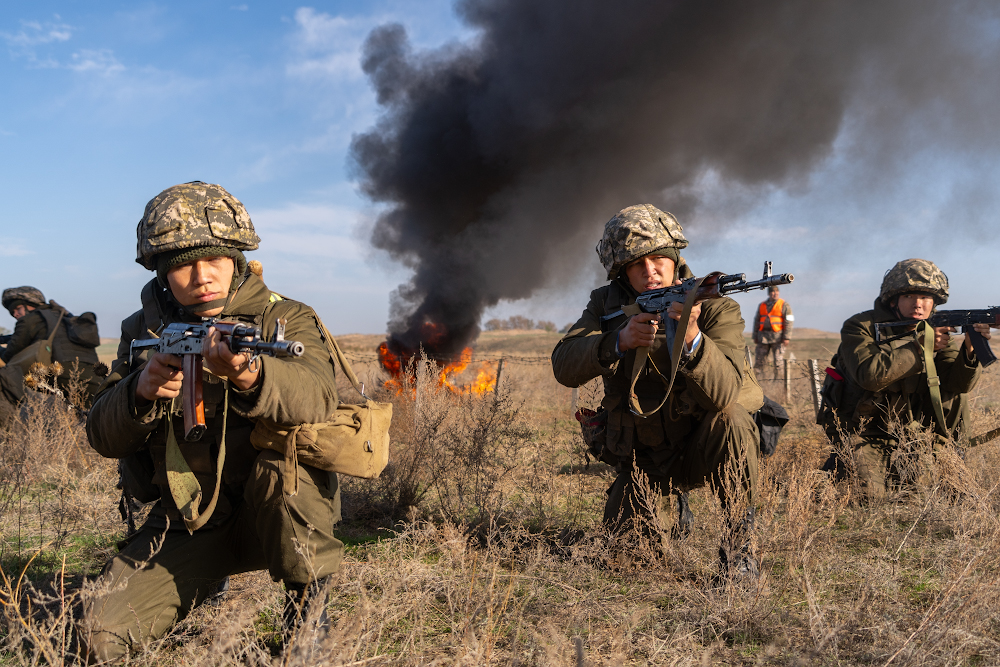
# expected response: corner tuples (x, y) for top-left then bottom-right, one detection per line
(173, 269), (249, 321)
(182, 295), (231, 317)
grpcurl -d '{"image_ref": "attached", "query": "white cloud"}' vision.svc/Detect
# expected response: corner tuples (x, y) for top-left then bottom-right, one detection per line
(286, 8), (376, 80)
(1, 18), (72, 66)
(68, 49), (124, 75)
(0, 240), (34, 257)
(1, 20), (72, 48)
(231, 4), (249, 11)
(252, 203), (365, 259)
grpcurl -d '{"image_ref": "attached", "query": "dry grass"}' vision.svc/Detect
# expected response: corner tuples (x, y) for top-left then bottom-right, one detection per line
(1, 334), (1000, 665)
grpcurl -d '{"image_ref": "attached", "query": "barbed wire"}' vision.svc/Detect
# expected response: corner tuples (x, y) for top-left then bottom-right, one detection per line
(341, 350), (832, 375)
(341, 352), (554, 365)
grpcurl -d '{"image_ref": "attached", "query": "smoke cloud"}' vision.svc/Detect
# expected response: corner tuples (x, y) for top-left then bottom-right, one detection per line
(350, 0), (1000, 356)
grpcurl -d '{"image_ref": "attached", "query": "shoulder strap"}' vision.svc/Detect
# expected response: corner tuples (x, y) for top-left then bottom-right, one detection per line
(627, 275), (706, 418)
(916, 320), (948, 436)
(140, 280), (165, 335)
(313, 312), (368, 401)
(34, 308), (65, 366)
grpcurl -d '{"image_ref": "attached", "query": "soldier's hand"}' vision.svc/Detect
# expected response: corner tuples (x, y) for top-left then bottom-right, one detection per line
(666, 300), (702, 347)
(964, 322), (992, 354)
(618, 313), (661, 351)
(202, 327), (261, 391)
(934, 326), (953, 351)
(135, 353), (184, 404)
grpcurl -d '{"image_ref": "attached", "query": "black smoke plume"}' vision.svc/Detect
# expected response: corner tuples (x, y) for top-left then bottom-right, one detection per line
(350, 0), (1000, 357)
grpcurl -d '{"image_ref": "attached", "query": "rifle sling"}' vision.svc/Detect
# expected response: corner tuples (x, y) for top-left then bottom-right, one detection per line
(969, 425), (1000, 448)
(917, 320), (948, 438)
(36, 309), (64, 366)
(628, 276), (706, 418)
(165, 382), (228, 534)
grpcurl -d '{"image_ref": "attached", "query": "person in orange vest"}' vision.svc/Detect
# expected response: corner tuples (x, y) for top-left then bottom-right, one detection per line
(752, 285), (793, 379)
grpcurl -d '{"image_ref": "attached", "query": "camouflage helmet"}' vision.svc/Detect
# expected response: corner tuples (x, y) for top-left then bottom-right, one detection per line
(879, 258), (949, 305)
(135, 181), (261, 270)
(596, 204), (688, 279)
(2, 286), (46, 316)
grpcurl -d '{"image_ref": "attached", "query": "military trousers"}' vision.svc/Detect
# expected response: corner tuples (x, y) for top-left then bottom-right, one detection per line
(753, 343), (785, 380)
(82, 449), (343, 662)
(603, 404), (759, 534)
(854, 436), (944, 500)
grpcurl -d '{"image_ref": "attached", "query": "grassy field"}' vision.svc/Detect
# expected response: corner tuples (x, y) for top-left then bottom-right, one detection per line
(3, 328), (1000, 664)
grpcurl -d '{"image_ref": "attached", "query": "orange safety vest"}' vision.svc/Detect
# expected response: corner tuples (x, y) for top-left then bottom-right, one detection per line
(757, 299), (785, 332)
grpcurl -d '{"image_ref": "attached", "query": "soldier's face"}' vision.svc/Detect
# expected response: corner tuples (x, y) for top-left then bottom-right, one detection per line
(166, 256), (235, 317)
(624, 254), (675, 293)
(896, 293), (935, 320)
(11, 305), (32, 319)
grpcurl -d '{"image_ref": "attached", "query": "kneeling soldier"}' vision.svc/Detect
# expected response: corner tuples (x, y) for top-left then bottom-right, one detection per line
(552, 205), (761, 578)
(83, 182), (343, 660)
(823, 259), (988, 498)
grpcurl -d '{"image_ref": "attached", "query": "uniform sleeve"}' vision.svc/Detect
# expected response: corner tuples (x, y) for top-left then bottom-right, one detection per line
(678, 298), (745, 411)
(840, 313), (923, 392)
(751, 302), (761, 344)
(0, 311), (46, 363)
(935, 337), (981, 395)
(86, 311), (164, 459)
(781, 301), (793, 342)
(228, 302), (339, 425)
(551, 288), (621, 388)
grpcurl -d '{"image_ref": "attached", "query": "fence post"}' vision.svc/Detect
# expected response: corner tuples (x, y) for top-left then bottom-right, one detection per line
(808, 359), (822, 417)
(571, 386), (579, 415)
(784, 358), (791, 399)
(494, 358), (504, 394)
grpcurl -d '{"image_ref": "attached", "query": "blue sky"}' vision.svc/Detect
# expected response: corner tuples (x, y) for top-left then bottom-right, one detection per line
(2, 2), (999, 342)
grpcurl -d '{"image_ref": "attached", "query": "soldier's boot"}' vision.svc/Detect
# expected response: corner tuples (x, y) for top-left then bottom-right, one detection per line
(282, 577), (331, 649)
(671, 490), (694, 540)
(205, 576), (230, 608)
(716, 507), (759, 585)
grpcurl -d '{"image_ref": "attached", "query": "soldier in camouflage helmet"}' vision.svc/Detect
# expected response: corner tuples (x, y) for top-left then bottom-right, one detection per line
(0, 285), (101, 426)
(2, 286), (47, 319)
(554, 204), (761, 580)
(820, 259), (989, 498)
(83, 182), (343, 660)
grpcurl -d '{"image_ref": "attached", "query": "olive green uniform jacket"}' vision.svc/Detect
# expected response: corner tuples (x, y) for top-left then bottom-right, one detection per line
(0, 302), (100, 404)
(551, 273), (760, 526)
(839, 298), (981, 442)
(83, 272), (344, 661)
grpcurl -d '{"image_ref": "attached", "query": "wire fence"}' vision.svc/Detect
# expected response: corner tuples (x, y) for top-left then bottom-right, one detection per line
(341, 349), (830, 416)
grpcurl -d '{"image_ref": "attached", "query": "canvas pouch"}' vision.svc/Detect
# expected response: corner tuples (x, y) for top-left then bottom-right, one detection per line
(251, 317), (392, 494)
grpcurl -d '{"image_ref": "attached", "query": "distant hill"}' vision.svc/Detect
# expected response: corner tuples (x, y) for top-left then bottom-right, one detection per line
(744, 327), (838, 339)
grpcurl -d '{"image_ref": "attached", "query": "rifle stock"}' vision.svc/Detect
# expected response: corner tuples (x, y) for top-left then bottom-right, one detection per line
(182, 353), (206, 441)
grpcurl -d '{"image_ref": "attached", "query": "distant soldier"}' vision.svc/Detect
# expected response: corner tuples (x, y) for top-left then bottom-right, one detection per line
(0, 286), (101, 426)
(819, 259), (989, 498)
(552, 204), (762, 580)
(752, 285), (792, 380)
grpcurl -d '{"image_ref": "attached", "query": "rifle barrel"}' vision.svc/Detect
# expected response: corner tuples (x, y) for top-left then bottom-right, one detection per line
(719, 273), (794, 294)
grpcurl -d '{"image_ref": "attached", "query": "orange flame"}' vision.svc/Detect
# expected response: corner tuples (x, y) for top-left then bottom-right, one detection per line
(377, 342), (496, 396)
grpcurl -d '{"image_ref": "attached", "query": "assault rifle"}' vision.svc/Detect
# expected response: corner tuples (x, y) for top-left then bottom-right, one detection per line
(601, 262), (794, 342)
(874, 308), (1000, 368)
(130, 319), (305, 441)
